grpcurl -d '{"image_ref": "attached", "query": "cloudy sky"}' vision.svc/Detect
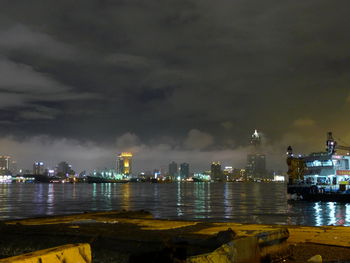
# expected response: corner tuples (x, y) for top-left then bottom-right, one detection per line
(0, 0), (350, 173)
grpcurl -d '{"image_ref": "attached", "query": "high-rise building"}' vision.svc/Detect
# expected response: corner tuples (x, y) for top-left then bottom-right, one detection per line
(223, 166), (233, 181)
(0, 155), (10, 175)
(56, 161), (72, 176)
(9, 160), (17, 175)
(246, 154), (266, 178)
(211, 162), (223, 181)
(168, 161), (178, 179)
(246, 129), (266, 179)
(179, 163), (189, 179)
(160, 165), (168, 177)
(153, 169), (161, 178)
(33, 162), (45, 175)
(117, 152), (132, 175)
(250, 129), (262, 149)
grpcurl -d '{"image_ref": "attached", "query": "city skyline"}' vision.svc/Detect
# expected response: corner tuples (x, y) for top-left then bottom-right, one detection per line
(0, 1), (350, 173)
(0, 128), (338, 174)
(0, 141), (280, 178)
(0, 150), (253, 175)
(0, 129), (272, 175)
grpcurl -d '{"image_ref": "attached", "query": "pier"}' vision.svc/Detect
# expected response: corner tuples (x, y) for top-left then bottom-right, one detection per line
(1, 210), (350, 262)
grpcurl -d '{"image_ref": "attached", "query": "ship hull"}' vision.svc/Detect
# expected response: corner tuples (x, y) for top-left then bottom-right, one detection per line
(288, 184), (350, 202)
(299, 193), (350, 202)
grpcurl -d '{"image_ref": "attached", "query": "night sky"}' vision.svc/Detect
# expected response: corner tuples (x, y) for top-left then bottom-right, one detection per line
(1, 0), (350, 173)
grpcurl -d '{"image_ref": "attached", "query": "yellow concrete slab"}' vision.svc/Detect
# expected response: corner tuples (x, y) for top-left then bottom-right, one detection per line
(5, 211), (152, 226)
(193, 223), (350, 248)
(5, 211), (350, 248)
(0, 243), (91, 263)
(6, 217), (197, 231)
(115, 218), (198, 230)
(289, 226), (350, 247)
(193, 223), (281, 237)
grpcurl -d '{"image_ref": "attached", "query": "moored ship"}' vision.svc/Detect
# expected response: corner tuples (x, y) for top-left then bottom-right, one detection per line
(287, 132), (350, 202)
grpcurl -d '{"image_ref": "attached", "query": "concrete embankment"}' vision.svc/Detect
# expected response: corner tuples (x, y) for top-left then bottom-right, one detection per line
(0, 243), (91, 263)
(0, 210), (350, 262)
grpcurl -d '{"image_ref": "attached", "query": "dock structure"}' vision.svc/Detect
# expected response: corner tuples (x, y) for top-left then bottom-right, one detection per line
(0, 211), (350, 262)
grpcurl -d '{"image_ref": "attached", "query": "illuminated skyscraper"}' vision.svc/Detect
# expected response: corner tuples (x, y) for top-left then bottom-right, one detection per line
(211, 162), (223, 181)
(117, 152), (133, 175)
(9, 160), (17, 175)
(0, 155), (10, 175)
(180, 163), (189, 179)
(246, 154), (266, 178)
(33, 161), (45, 175)
(246, 129), (266, 179)
(56, 161), (73, 176)
(168, 161), (178, 180)
(250, 129), (261, 149)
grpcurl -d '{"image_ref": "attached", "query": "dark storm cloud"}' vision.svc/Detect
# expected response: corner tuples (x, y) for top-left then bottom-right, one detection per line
(19, 105), (60, 120)
(0, 24), (78, 60)
(0, 0), (350, 172)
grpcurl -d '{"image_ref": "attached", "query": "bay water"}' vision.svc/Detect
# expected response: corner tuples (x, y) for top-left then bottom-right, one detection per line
(1, 182), (349, 226)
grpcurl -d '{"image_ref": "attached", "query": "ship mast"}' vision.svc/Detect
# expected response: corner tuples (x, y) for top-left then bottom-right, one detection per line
(326, 132), (350, 155)
(326, 132), (337, 155)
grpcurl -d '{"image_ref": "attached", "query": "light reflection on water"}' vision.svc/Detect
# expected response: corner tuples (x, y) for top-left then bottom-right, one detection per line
(328, 202), (336, 225)
(176, 182), (183, 216)
(1, 182), (350, 226)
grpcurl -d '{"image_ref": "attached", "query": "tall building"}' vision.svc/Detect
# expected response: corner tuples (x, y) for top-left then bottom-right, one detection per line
(246, 154), (266, 178)
(153, 169), (161, 178)
(179, 163), (189, 179)
(223, 166), (233, 181)
(160, 165), (168, 177)
(56, 161), (72, 176)
(250, 129), (262, 149)
(211, 162), (223, 181)
(168, 161), (178, 179)
(117, 152), (132, 175)
(9, 160), (17, 175)
(0, 155), (10, 175)
(33, 162), (45, 175)
(246, 129), (266, 179)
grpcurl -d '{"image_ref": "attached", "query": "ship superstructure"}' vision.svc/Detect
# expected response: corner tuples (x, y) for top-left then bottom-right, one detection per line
(303, 153), (350, 186)
(287, 132), (350, 201)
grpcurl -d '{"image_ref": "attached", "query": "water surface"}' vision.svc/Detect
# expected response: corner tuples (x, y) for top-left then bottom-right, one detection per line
(1, 182), (349, 226)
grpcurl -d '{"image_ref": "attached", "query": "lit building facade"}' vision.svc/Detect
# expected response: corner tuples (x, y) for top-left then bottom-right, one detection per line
(9, 160), (17, 175)
(56, 161), (72, 176)
(0, 155), (10, 175)
(246, 129), (267, 179)
(179, 163), (189, 179)
(246, 154), (266, 178)
(168, 161), (178, 179)
(223, 166), (233, 181)
(117, 152), (132, 175)
(33, 162), (45, 175)
(211, 162), (223, 181)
